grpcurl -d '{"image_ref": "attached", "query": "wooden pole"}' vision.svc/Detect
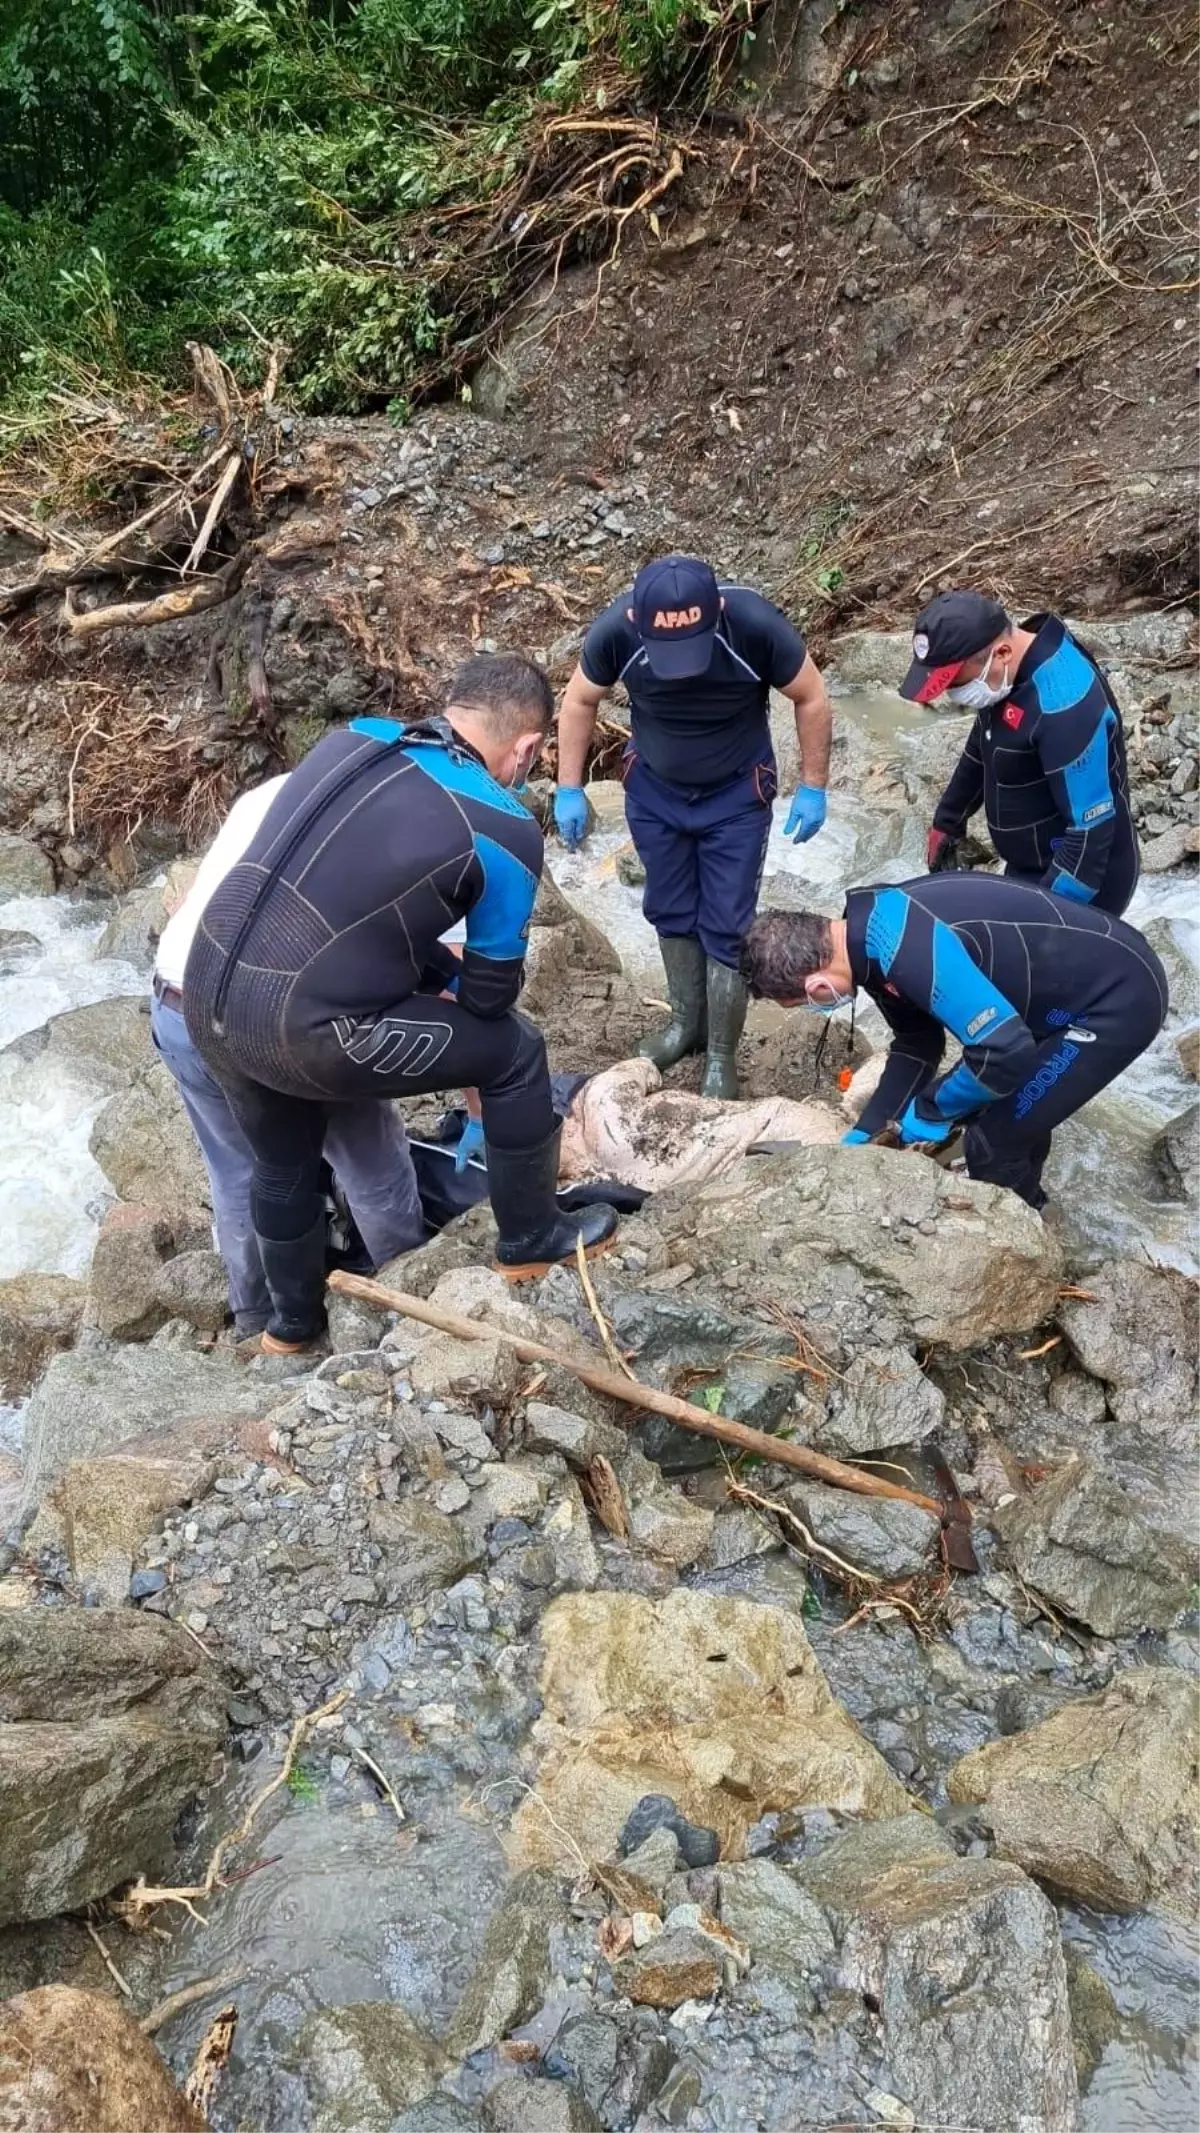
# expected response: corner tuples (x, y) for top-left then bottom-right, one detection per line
(326, 1270), (946, 1519)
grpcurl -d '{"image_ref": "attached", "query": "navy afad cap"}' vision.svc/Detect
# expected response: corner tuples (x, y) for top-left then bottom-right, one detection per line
(632, 555), (721, 678)
(900, 589), (1009, 703)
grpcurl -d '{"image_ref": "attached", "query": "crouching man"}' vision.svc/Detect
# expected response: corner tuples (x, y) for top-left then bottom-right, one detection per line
(183, 653), (617, 1352)
(739, 873), (1167, 1209)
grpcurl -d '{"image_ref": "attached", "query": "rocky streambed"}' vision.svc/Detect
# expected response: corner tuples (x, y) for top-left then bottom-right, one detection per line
(0, 637), (1197, 2133)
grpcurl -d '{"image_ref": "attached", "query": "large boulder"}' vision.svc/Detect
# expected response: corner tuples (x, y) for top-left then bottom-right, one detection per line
(2, 996), (149, 1092)
(30, 1442), (217, 1604)
(948, 1668), (1199, 1915)
(89, 1059), (210, 1214)
(293, 2004), (442, 2132)
(1058, 1259), (1198, 1446)
(994, 1457), (1194, 1636)
(0, 1985), (204, 2133)
(0, 1609), (225, 1925)
(782, 1479), (940, 1579)
(507, 1588), (908, 1871)
(814, 1347), (945, 1455)
(0, 1274), (82, 1402)
(798, 1815), (1078, 2133)
(1152, 1103), (1198, 1204)
(96, 884), (167, 968)
(641, 1146), (1062, 1351)
(83, 1204), (175, 1340)
(19, 1344), (269, 1510)
(0, 835), (54, 899)
(445, 1868), (565, 2058)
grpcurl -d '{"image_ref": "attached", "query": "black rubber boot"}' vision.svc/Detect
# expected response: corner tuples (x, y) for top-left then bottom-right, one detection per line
(490, 1125), (619, 1281)
(257, 1216), (329, 1350)
(700, 959), (749, 1099)
(638, 935), (707, 1070)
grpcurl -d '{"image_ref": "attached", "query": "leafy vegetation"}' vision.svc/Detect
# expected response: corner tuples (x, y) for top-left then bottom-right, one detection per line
(0, 0), (751, 418)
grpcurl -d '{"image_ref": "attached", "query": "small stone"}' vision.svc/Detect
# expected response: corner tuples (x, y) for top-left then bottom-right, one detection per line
(184, 1610), (209, 1633)
(129, 1567), (167, 1601)
(630, 1910), (663, 1947)
(655, 2062), (703, 2124)
(615, 1928), (723, 2008)
(434, 1478), (471, 1515)
(619, 1795), (720, 1869)
(361, 1653), (391, 1694)
(358, 487), (383, 508)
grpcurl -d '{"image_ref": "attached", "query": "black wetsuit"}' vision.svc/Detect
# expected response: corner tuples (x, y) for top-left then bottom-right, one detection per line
(184, 717), (553, 1243)
(846, 872), (1168, 1205)
(932, 614), (1139, 915)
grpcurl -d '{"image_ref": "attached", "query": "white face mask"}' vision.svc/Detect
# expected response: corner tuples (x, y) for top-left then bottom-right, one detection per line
(793, 977), (849, 1018)
(946, 647), (1011, 711)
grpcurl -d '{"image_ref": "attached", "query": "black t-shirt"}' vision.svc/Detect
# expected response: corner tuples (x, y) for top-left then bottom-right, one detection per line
(580, 583), (807, 789)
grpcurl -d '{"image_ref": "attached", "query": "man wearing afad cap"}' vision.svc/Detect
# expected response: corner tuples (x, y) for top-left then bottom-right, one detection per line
(554, 556), (832, 1097)
(901, 590), (1139, 915)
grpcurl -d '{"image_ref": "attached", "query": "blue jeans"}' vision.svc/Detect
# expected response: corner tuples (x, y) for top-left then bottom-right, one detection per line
(150, 994), (425, 1330)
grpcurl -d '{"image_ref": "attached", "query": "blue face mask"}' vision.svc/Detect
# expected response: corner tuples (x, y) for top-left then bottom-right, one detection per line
(790, 979), (849, 1017)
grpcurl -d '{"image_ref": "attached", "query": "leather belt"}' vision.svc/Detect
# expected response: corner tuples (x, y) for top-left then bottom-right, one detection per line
(152, 974), (184, 1012)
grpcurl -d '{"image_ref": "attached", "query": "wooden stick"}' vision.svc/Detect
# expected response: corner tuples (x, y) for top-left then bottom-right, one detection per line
(62, 549), (251, 638)
(326, 1271), (945, 1518)
(182, 450), (242, 575)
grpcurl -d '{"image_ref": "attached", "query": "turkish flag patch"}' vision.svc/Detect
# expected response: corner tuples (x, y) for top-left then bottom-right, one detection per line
(1002, 702), (1024, 730)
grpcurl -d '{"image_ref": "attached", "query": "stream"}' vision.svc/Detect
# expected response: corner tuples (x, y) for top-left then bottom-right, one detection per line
(0, 689), (1197, 2128)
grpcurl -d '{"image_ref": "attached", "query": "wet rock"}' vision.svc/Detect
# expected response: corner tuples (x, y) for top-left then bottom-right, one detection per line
(90, 1060), (210, 1214)
(367, 1498), (480, 1602)
(1059, 1259), (1198, 1445)
(1140, 819), (1199, 871)
(816, 1348), (944, 1455)
(799, 1815), (1078, 2133)
(0, 1609), (224, 1925)
(31, 1445), (216, 1604)
(4, 994), (148, 1091)
(409, 1333), (521, 1407)
(97, 884), (166, 967)
(615, 1926), (724, 2008)
(294, 2003), (442, 2130)
(610, 1293), (795, 1472)
(1177, 1025), (1199, 1080)
(947, 1667), (1199, 1914)
(607, 1824), (681, 1905)
(84, 1203), (174, 1339)
(508, 1589), (908, 1871)
(1063, 1945), (1122, 2090)
(716, 1857), (835, 2001)
(0, 928), (39, 972)
(19, 1344), (267, 1509)
(392, 2102), (483, 2133)
(483, 2076), (602, 2133)
(640, 1147), (1061, 1351)
(543, 2014), (620, 2114)
(994, 1458), (1194, 1635)
(156, 1248), (228, 1332)
(0, 1272), (82, 1401)
(697, 1505), (781, 1571)
(445, 1868), (565, 2058)
(622, 1453), (714, 1568)
(0, 1984), (204, 2132)
(0, 835), (54, 898)
(782, 1479), (940, 1579)
(543, 1475), (601, 1590)
(465, 1463), (548, 1528)
(654, 2061), (703, 2124)
(620, 1796), (718, 1870)
(1152, 1102), (1198, 1203)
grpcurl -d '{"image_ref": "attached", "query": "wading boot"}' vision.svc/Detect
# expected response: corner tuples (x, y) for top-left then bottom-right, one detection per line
(490, 1125), (619, 1281)
(257, 1215), (328, 1353)
(700, 959), (749, 1100)
(638, 934), (707, 1070)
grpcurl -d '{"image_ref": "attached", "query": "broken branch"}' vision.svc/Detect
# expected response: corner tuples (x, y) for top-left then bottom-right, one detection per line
(62, 548), (252, 638)
(326, 1271), (947, 1518)
(182, 450), (243, 575)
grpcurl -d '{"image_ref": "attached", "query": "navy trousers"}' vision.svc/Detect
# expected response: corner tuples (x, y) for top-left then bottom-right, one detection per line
(623, 753), (776, 968)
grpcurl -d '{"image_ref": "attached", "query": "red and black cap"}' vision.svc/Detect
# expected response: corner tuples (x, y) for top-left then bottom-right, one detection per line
(632, 555), (721, 678)
(899, 590), (1008, 704)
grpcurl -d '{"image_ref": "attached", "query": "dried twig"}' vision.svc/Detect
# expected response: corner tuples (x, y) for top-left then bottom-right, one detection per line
(181, 450), (243, 576)
(85, 1919), (132, 1997)
(184, 2003), (238, 2121)
(1017, 1334), (1062, 1360)
(140, 1973), (245, 2037)
(581, 1452), (629, 1539)
(727, 1478), (883, 1585)
(350, 1742), (406, 1823)
(575, 1235), (636, 1379)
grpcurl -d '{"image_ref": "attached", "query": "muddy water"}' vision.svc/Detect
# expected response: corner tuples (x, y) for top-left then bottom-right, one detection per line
(1063, 1907), (1200, 2133)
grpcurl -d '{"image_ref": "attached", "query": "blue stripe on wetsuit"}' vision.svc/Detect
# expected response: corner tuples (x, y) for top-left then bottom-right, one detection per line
(862, 885), (1033, 1124)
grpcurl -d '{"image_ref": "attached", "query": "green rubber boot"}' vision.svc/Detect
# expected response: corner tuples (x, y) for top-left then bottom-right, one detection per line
(638, 934), (707, 1070)
(700, 958), (749, 1099)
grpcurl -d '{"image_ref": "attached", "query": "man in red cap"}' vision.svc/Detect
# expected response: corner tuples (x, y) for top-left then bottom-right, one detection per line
(554, 556), (831, 1097)
(901, 590), (1139, 915)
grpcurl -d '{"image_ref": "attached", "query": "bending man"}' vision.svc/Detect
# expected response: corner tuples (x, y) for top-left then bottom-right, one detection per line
(740, 873), (1167, 1209)
(184, 655), (616, 1351)
(555, 555), (831, 1097)
(901, 589), (1139, 913)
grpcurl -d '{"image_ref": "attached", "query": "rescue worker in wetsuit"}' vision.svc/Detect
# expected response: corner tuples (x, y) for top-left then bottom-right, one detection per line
(554, 555), (832, 1097)
(739, 873), (1168, 1209)
(184, 654), (617, 1352)
(900, 590), (1139, 915)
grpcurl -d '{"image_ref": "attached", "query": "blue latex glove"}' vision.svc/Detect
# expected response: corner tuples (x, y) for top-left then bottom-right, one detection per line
(842, 1127), (871, 1145)
(783, 785), (828, 844)
(454, 1116), (486, 1173)
(554, 786), (589, 849)
(896, 1100), (954, 1148)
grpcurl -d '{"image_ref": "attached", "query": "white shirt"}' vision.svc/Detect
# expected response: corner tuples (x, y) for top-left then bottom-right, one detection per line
(155, 777), (287, 988)
(156, 774), (468, 988)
